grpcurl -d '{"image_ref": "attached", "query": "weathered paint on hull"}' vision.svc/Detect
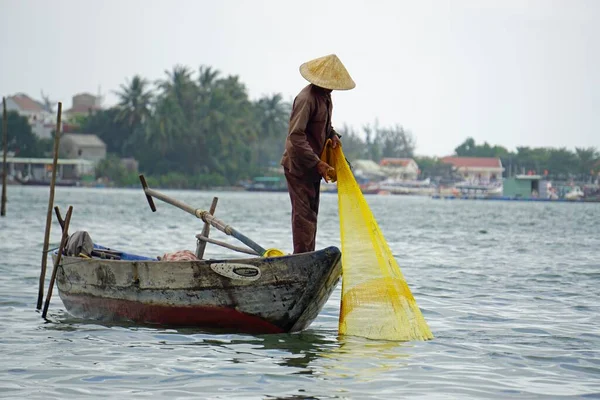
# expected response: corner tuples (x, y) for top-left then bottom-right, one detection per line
(60, 293), (284, 333)
(55, 246), (342, 333)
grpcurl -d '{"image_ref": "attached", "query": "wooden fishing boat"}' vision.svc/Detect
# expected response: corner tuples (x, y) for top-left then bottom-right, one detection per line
(53, 245), (341, 333)
(44, 176), (342, 333)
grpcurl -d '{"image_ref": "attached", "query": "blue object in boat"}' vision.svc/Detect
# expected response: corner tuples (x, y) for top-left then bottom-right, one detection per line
(93, 244), (158, 261)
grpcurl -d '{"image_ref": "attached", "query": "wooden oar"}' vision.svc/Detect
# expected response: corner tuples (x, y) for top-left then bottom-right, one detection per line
(42, 205), (72, 319)
(139, 175), (268, 256)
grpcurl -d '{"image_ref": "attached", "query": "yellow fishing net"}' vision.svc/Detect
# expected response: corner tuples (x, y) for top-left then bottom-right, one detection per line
(321, 141), (433, 341)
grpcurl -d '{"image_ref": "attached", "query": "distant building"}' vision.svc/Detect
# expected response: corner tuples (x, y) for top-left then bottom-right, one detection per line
(503, 175), (552, 199)
(379, 158), (419, 180)
(64, 93), (102, 120)
(352, 159), (387, 182)
(59, 133), (106, 163)
(5, 157), (95, 181)
(440, 156), (504, 181)
(4, 93), (56, 139)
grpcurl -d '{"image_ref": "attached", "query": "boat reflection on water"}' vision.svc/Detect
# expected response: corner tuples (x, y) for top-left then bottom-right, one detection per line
(217, 331), (411, 381)
(318, 336), (411, 381)
(259, 331), (341, 372)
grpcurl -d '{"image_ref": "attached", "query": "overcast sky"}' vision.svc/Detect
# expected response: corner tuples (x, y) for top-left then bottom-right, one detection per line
(1, 0), (598, 156)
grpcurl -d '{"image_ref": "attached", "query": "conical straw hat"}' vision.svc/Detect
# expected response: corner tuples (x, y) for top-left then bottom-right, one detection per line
(299, 54), (356, 90)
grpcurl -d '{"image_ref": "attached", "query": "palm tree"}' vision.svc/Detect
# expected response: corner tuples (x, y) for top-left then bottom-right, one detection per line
(575, 147), (599, 181)
(198, 65), (220, 94)
(156, 65), (196, 119)
(145, 96), (186, 157)
(254, 94), (290, 168)
(115, 75), (153, 131)
(257, 93), (289, 137)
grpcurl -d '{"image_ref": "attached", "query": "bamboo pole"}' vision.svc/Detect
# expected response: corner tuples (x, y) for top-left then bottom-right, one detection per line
(1, 97), (8, 217)
(37, 102), (62, 310)
(196, 197), (218, 258)
(41, 205), (72, 319)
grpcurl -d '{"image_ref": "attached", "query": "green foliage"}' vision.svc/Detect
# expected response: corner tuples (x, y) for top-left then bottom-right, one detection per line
(36, 138), (54, 157)
(0, 111), (44, 156)
(455, 137), (509, 158)
(114, 75), (153, 156)
(339, 121), (416, 163)
(377, 124), (415, 159)
(254, 93), (291, 169)
(338, 124), (367, 161)
(131, 65), (282, 184)
(142, 171), (227, 189)
(575, 147), (599, 176)
(80, 108), (131, 155)
(361, 121), (415, 161)
(95, 154), (137, 186)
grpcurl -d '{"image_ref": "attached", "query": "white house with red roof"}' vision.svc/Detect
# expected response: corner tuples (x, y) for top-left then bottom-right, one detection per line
(379, 158), (419, 180)
(4, 93), (56, 139)
(5, 91), (103, 138)
(441, 156), (504, 181)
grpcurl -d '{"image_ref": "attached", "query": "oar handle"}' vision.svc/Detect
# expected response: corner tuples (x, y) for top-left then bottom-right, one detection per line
(228, 229), (266, 256)
(139, 175), (267, 255)
(139, 175), (156, 212)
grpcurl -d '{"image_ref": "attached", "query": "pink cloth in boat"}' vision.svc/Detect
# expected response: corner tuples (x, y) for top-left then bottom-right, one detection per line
(161, 250), (200, 261)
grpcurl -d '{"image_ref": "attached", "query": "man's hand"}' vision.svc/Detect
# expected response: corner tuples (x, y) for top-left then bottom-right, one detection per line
(331, 135), (342, 149)
(317, 160), (335, 182)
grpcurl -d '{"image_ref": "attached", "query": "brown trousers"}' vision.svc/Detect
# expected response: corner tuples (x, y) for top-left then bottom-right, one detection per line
(284, 170), (321, 254)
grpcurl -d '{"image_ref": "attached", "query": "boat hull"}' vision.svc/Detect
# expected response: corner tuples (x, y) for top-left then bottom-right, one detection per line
(54, 246), (342, 333)
(59, 294), (286, 333)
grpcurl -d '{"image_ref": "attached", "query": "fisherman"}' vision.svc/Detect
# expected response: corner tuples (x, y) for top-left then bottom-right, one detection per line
(280, 54), (355, 254)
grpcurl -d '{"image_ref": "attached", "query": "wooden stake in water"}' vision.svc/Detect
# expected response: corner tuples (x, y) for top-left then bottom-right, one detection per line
(42, 205), (72, 319)
(1, 97), (8, 217)
(36, 102), (62, 310)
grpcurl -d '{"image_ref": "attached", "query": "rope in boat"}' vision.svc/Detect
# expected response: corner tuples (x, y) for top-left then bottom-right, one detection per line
(197, 210), (233, 235)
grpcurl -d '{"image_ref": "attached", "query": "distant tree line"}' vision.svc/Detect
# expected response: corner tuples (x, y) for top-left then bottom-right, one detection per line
(2, 66), (598, 187)
(75, 66), (420, 187)
(339, 130), (599, 183)
(77, 66), (291, 187)
(450, 137), (599, 182)
(338, 121), (416, 162)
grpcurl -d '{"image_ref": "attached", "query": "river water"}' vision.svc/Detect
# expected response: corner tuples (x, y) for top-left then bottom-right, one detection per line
(0, 186), (599, 399)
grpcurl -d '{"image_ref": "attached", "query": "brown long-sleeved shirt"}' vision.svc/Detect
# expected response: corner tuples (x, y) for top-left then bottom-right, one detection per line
(280, 84), (338, 181)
